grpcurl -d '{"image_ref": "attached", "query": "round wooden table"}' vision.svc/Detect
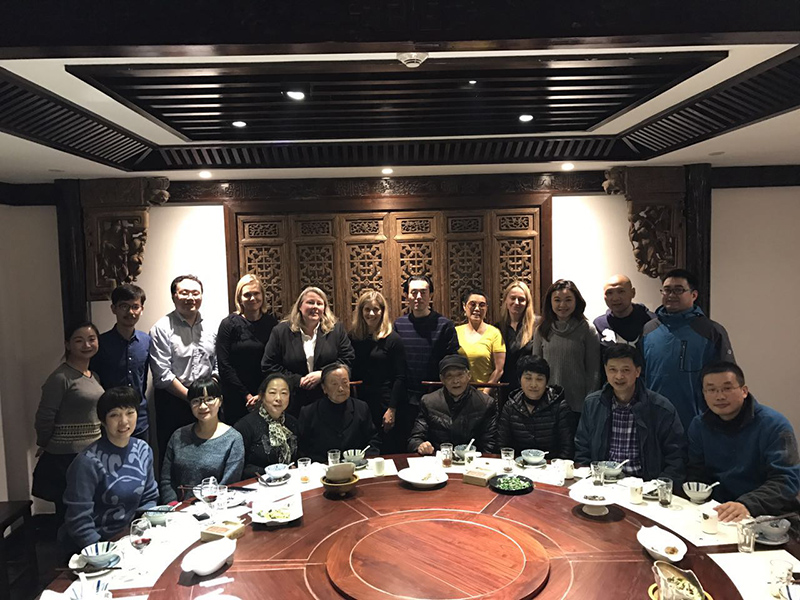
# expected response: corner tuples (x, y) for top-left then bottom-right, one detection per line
(130, 457), (748, 600)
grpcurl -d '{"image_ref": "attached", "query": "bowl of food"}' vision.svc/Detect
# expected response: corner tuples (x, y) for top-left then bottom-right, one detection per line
(397, 467), (448, 489)
(521, 449), (547, 465)
(342, 449), (366, 463)
(321, 474), (359, 497)
(80, 541), (118, 567)
(598, 460), (624, 478)
(756, 518), (791, 542)
(454, 444), (476, 461)
(637, 526), (687, 563)
(682, 481), (713, 504)
(264, 463), (290, 481)
(651, 560), (706, 600)
(143, 504), (175, 526)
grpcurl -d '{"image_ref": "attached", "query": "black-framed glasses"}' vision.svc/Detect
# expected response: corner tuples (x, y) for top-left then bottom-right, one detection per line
(189, 396), (221, 408)
(702, 385), (742, 395)
(660, 287), (690, 296)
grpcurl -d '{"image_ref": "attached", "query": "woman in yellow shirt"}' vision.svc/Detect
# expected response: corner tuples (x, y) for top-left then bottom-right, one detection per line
(456, 289), (506, 393)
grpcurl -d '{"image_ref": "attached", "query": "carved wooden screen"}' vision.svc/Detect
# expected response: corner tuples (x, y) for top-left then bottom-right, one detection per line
(236, 208), (539, 324)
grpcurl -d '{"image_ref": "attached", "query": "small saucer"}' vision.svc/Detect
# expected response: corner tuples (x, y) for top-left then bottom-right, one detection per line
(345, 458), (368, 469)
(756, 532), (790, 546)
(69, 553), (121, 577)
(515, 456), (546, 468)
(259, 473), (291, 487)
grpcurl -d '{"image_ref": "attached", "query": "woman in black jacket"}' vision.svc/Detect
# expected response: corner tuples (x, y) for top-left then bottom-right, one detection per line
(298, 363), (381, 464)
(498, 355), (575, 458)
(234, 373), (299, 479)
(261, 286), (355, 416)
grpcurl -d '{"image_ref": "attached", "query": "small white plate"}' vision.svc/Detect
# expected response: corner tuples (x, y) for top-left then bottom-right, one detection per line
(637, 525), (687, 562)
(397, 467), (448, 489)
(68, 553), (121, 578)
(251, 494), (303, 525)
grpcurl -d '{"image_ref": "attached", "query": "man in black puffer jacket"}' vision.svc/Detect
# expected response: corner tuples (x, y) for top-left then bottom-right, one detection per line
(499, 356), (575, 458)
(408, 355), (498, 454)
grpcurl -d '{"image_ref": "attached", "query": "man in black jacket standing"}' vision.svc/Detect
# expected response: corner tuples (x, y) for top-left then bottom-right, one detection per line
(409, 355), (497, 454)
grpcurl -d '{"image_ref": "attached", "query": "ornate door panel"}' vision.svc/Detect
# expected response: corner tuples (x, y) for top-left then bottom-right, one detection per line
(444, 211), (488, 324)
(291, 216), (338, 313)
(493, 208), (540, 318)
(237, 215), (290, 317)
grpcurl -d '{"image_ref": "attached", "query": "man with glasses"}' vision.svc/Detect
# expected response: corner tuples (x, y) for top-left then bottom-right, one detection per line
(91, 284), (151, 442)
(642, 269), (735, 431)
(687, 362), (800, 521)
(149, 275), (218, 461)
(408, 355), (497, 455)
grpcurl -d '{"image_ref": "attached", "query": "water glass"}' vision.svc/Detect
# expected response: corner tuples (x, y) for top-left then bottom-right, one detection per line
(298, 457), (311, 483)
(736, 518), (756, 553)
(440, 443), (453, 468)
(464, 450), (478, 467)
(627, 477), (644, 504)
(328, 449), (341, 465)
(213, 485), (229, 513)
(372, 456), (385, 476)
(500, 447), (515, 473)
(657, 477), (673, 507)
(590, 461), (605, 486)
(769, 559), (793, 598)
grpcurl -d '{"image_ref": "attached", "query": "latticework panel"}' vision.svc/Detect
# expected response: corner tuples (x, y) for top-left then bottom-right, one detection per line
(498, 238), (534, 293)
(347, 242), (384, 310)
(296, 244), (336, 311)
(447, 240), (485, 321)
(244, 244), (285, 315)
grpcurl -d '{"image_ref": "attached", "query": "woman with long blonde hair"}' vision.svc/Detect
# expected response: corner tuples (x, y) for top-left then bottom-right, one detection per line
(497, 281), (537, 397)
(349, 289), (407, 452)
(261, 286), (354, 415)
(216, 273), (279, 424)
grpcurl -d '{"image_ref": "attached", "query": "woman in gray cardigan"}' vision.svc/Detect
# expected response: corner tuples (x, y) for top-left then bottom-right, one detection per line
(532, 280), (600, 413)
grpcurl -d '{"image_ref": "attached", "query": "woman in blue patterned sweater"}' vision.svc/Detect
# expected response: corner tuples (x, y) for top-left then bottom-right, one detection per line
(60, 387), (158, 551)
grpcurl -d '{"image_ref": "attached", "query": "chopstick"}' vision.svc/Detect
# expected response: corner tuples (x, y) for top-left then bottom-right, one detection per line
(57, 566), (123, 573)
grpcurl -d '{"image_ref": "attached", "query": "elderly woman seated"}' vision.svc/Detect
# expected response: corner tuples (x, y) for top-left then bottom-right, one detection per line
(234, 373), (299, 479)
(298, 362), (381, 464)
(60, 387), (158, 550)
(160, 377), (244, 502)
(408, 355), (498, 455)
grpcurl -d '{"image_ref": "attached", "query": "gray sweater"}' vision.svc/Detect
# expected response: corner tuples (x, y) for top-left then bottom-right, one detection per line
(532, 318), (601, 412)
(34, 363), (103, 454)
(159, 425), (244, 503)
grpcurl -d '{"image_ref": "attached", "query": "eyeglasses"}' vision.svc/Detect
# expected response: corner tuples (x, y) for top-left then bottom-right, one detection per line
(660, 287), (691, 296)
(466, 302), (487, 310)
(116, 302), (143, 312)
(189, 396), (220, 408)
(702, 385), (742, 395)
(177, 291), (202, 299)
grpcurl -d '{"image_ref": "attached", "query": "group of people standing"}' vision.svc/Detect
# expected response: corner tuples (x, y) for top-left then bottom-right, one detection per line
(32, 267), (799, 551)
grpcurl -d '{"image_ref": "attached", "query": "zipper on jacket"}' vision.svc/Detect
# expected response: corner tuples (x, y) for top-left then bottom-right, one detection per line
(679, 340), (688, 371)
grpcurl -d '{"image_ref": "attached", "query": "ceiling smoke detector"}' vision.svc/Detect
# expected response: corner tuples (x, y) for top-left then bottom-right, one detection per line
(397, 52), (429, 69)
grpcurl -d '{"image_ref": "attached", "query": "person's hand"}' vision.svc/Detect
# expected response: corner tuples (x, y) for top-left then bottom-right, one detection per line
(714, 501), (750, 522)
(245, 394), (259, 408)
(417, 441), (434, 455)
(35, 447), (45, 458)
(299, 371), (322, 389)
(382, 408), (396, 431)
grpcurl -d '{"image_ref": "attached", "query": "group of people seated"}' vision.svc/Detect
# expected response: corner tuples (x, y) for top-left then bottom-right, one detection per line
(32, 268), (799, 551)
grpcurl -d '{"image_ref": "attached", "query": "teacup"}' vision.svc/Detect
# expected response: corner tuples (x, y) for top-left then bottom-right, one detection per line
(756, 518), (791, 541)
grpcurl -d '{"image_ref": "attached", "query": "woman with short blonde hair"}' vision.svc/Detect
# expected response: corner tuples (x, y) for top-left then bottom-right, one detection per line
(262, 286), (354, 415)
(349, 290), (407, 451)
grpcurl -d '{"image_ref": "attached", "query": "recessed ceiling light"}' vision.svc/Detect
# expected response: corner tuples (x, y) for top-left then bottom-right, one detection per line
(232, 121), (247, 128)
(561, 163), (575, 171)
(519, 114), (534, 123)
(468, 80), (477, 85)
(709, 151), (725, 156)
(286, 91), (305, 101)
(199, 171), (213, 179)
(381, 168), (394, 175)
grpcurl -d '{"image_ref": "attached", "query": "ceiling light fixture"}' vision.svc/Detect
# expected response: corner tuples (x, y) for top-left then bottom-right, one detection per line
(232, 120), (247, 128)
(199, 171), (213, 179)
(469, 80), (477, 85)
(396, 52), (428, 69)
(519, 114), (534, 123)
(286, 91), (305, 101)
(561, 163), (575, 171)
(381, 168), (394, 175)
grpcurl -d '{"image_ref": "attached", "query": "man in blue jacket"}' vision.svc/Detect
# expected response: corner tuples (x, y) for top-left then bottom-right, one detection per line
(642, 269), (735, 431)
(688, 362), (800, 522)
(575, 344), (685, 482)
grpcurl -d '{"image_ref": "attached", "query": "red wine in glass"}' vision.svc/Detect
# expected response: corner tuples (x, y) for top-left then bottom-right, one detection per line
(131, 537), (151, 551)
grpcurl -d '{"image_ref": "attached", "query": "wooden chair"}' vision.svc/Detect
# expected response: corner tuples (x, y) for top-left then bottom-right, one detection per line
(0, 500), (38, 600)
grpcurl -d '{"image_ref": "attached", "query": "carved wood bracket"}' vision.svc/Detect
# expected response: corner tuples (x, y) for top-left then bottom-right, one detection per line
(81, 177), (169, 300)
(603, 167), (685, 279)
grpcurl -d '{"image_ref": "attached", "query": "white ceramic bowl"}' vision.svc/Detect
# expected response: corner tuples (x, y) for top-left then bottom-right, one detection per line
(682, 481), (713, 503)
(264, 463), (290, 480)
(144, 504), (174, 526)
(637, 525), (687, 563)
(598, 460), (623, 477)
(397, 467), (448, 489)
(756, 518), (791, 541)
(343, 449), (366, 462)
(454, 444), (476, 460)
(521, 449), (547, 464)
(80, 540), (118, 567)
(181, 537), (236, 576)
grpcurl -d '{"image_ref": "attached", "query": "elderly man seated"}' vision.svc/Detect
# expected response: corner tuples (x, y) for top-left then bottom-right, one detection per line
(687, 362), (800, 522)
(575, 344), (686, 481)
(408, 355), (498, 455)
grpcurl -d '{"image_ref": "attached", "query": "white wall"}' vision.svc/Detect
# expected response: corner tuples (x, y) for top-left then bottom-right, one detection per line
(711, 187), (800, 433)
(90, 204), (229, 335)
(552, 194), (663, 322)
(0, 205), (65, 503)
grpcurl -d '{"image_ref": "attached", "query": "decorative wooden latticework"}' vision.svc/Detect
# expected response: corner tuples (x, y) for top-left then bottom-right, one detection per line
(447, 240), (485, 322)
(244, 245), (285, 315)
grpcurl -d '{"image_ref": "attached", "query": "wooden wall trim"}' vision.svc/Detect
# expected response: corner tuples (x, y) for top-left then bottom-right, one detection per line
(0, 182), (58, 206)
(685, 164), (712, 315)
(55, 180), (89, 329)
(711, 165), (800, 189)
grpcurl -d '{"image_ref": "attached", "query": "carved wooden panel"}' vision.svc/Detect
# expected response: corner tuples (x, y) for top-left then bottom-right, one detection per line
(85, 208), (149, 300)
(448, 215), (483, 234)
(347, 243), (385, 310)
(245, 221), (280, 239)
(297, 219), (333, 237)
(243, 244), (287, 316)
(296, 244), (336, 310)
(447, 240), (485, 321)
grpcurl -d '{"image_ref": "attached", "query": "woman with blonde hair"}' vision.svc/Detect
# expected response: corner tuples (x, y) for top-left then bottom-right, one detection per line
(349, 289), (407, 452)
(497, 281), (537, 398)
(261, 286), (354, 415)
(216, 273), (279, 424)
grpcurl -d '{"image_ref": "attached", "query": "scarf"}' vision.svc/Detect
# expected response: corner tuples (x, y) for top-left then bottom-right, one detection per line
(258, 405), (296, 464)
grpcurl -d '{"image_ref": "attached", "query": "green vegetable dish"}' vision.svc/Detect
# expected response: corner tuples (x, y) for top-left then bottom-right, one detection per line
(494, 476), (532, 491)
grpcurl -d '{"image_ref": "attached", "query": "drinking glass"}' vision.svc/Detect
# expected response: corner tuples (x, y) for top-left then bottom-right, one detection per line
(372, 457), (385, 476)
(440, 443), (453, 468)
(657, 477), (673, 507)
(736, 518), (756, 553)
(193, 478), (219, 517)
(328, 449), (341, 465)
(298, 457), (311, 483)
(213, 485), (229, 514)
(769, 559), (793, 598)
(500, 447), (515, 473)
(590, 462), (605, 486)
(129, 517), (152, 576)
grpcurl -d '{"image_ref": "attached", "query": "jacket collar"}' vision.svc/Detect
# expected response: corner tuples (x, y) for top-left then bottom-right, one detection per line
(655, 304), (704, 323)
(702, 393), (756, 432)
(508, 385), (564, 414)
(599, 379), (647, 408)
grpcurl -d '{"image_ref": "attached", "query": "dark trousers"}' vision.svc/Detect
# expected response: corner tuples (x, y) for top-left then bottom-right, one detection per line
(154, 387), (194, 468)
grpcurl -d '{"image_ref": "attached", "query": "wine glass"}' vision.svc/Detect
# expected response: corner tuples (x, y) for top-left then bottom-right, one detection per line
(193, 478), (219, 517)
(129, 517), (152, 575)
